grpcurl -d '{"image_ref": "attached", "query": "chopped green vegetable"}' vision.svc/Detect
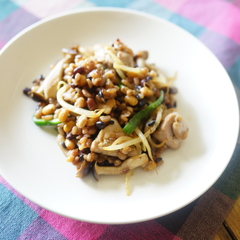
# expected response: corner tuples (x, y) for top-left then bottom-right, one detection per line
(33, 116), (61, 126)
(116, 72), (124, 89)
(123, 90), (164, 135)
(119, 82), (124, 89)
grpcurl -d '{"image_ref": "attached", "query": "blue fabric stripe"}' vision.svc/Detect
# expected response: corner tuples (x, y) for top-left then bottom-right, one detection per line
(228, 55), (240, 88)
(0, 0), (19, 21)
(88, 0), (135, 7)
(169, 14), (205, 37)
(0, 184), (38, 240)
(128, 0), (173, 19)
(128, 0), (204, 37)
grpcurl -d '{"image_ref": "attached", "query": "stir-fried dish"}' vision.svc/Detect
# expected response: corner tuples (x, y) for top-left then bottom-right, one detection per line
(23, 39), (188, 194)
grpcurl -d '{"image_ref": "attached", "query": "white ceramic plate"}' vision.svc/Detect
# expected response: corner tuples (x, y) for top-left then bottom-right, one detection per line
(0, 8), (239, 224)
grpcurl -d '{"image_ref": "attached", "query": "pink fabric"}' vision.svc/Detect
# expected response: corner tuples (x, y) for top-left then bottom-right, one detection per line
(1, 1), (240, 239)
(0, 41), (5, 49)
(22, 0), (84, 18)
(178, 0), (240, 44)
(40, 209), (108, 240)
(152, 0), (189, 11)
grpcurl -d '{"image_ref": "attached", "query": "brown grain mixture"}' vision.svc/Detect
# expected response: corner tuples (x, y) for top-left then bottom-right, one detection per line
(23, 39), (189, 181)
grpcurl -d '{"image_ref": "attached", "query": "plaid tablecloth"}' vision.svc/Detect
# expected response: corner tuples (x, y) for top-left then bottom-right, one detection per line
(1, 0), (240, 239)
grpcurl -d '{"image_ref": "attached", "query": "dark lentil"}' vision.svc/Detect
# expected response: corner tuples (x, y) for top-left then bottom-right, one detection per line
(60, 142), (67, 149)
(140, 76), (152, 86)
(81, 148), (90, 154)
(73, 66), (85, 77)
(166, 103), (176, 109)
(146, 75), (152, 81)
(78, 154), (84, 162)
(38, 74), (44, 80)
(95, 121), (106, 130)
(98, 160), (114, 166)
(86, 72), (92, 80)
(147, 119), (156, 127)
(86, 87), (94, 94)
(23, 87), (31, 96)
(156, 158), (162, 163)
(136, 94), (141, 100)
(135, 85), (142, 91)
(29, 92), (46, 102)
(108, 120), (115, 125)
(137, 99), (147, 108)
(98, 89), (104, 98)
(66, 133), (77, 140)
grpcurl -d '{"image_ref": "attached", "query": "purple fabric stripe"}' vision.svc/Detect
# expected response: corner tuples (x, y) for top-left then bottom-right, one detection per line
(0, 40), (5, 49)
(98, 220), (182, 240)
(18, 216), (67, 240)
(199, 29), (240, 69)
(230, 0), (240, 7)
(0, 7), (39, 45)
(176, 187), (235, 240)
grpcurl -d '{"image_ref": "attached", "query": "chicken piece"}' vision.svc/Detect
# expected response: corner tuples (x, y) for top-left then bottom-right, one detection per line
(91, 118), (141, 159)
(161, 108), (177, 119)
(135, 51), (148, 60)
(153, 112), (188, 149)
(117, 51), (134, 67)
(94, 44), (134, 67)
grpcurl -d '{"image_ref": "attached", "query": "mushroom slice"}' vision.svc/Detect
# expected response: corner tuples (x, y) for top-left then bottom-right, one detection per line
(92, 153), (148, 181)
(37, 54), (74, 99)
(76, 160), (93, 178)
(28, 91), (46, 102)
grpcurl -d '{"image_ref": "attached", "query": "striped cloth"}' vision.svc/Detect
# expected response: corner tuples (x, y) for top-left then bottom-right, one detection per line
(1, 0), (240, 239)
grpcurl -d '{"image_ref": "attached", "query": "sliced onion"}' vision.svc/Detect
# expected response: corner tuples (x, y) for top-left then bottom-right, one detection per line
(145, 106), (163, 134)
(103, 129), (151, 151)
(135, 127), (153, 160)
(57, 81), (105, 118)
(114, 63), (141, 73)
(147, 135), (166, 148)
(111, 136), (133, 145)
(106, 48), (126, 79)
(151, 72), (177, 87)
(125, 170), (133, 196)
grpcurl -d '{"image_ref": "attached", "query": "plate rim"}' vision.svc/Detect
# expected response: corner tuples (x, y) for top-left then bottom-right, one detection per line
(0, 7), (239, 224)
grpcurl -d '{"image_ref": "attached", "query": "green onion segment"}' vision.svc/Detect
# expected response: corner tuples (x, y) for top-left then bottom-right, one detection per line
(123, 90), (164, 135)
